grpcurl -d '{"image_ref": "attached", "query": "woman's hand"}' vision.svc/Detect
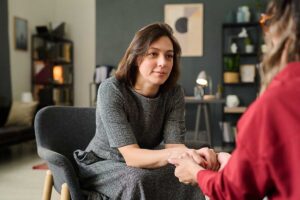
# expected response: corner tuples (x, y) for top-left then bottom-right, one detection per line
(167, 146), (208, 168)
(168, 146), (219, 170)
(196, 147), (219, 171)
(168, 153), (204, 185)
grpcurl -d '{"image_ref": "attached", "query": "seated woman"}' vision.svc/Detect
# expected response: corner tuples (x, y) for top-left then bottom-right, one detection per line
(74, 22), (218, 200)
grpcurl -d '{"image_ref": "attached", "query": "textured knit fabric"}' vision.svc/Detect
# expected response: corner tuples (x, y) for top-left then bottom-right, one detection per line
(197, 62), (300, 200)
(74, 77), (204, 200)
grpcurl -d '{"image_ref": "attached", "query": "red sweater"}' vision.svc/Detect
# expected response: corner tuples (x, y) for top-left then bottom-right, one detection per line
(198, 62), (300, 200)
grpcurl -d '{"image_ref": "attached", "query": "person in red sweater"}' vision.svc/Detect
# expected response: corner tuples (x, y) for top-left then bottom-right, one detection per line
(169, 0), (300, 199)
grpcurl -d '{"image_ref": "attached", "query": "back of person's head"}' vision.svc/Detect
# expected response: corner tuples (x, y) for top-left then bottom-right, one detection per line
(260, 0), (300, 93)
(115, 22), (182, 92)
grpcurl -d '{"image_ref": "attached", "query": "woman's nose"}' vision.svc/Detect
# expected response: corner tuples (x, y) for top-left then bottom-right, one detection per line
(157, 55), (167, 67)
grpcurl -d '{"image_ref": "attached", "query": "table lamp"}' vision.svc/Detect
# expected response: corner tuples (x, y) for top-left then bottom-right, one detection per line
(194, 71), (207, 99)
(196, 70), (208, 86)
(196, 70), (215, 100)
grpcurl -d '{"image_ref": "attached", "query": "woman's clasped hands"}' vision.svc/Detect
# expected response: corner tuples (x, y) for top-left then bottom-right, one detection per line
(168, 148), (231, 185)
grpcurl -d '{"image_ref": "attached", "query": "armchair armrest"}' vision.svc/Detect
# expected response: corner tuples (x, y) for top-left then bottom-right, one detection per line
(37, 147), (85, 200)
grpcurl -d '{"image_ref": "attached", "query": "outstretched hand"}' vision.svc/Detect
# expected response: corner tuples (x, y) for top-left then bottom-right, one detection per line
(168, 149), (231, 185)
(168, 147), (219, 170)
(196, 147), (219, 170)
(168, 153), (204, 185)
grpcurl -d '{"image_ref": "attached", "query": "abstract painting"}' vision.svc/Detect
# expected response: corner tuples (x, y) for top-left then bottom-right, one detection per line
(165, 4), (204, 57)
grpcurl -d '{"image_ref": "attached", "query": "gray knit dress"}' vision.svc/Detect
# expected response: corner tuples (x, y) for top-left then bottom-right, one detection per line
(74, 77), (205, 200)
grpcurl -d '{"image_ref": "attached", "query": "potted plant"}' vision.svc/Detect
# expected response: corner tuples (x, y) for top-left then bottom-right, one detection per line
(223, 55), (240, 83)
(244, 37), (254, 53)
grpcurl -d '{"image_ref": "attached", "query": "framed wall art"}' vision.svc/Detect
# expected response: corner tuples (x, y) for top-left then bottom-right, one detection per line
(164, 4), (204, 57)
(14, 17), (28, 51)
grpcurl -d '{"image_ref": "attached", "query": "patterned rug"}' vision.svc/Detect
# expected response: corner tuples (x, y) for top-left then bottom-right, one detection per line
(32, 162), (48, 170)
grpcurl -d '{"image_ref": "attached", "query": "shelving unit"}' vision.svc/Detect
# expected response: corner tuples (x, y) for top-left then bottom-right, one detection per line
(31, 34), (74, 106)
(221, 22), (262, 144)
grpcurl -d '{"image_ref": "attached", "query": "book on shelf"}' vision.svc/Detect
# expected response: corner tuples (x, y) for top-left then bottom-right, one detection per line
(221, 122), (236, 143)
(53, 88), (71, 105)
(63, 43), (71, 63)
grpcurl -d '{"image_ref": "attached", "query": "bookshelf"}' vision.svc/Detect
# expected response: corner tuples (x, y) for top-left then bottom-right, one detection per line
(221, 22), (262, 145)
(31, 34), (73, 106)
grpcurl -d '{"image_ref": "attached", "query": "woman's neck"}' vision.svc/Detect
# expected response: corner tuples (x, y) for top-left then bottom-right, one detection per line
(133, 83), (160, 98)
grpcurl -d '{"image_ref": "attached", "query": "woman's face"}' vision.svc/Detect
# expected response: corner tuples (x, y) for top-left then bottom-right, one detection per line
(135, 36), (174, 88)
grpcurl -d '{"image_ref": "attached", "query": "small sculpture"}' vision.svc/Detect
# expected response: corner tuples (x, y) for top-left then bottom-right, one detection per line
(230, 42), (238, 54)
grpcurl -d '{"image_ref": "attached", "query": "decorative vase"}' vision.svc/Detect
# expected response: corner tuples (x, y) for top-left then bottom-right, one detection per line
(245, 44), (254, 53)
(237, 6), (251, 23)
(230, 43), (238, 54)
(226, 95), (240, 107)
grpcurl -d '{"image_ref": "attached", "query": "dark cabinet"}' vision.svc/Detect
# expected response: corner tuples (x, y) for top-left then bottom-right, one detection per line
(221, 22), (262, 143)
(31, 35), (73, 106)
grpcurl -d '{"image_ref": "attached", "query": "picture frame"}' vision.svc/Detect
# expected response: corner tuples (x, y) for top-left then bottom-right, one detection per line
(164, 4), (204, 57)
(240, 64), (256, 83)
(14, 17), (28, 51)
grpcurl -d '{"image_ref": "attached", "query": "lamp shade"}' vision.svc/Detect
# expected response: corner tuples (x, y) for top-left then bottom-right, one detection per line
(196, 70), (208, 86)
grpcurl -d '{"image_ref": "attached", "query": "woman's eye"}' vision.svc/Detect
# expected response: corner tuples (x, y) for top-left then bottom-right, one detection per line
(147, 52), (158, 57)
(166, 54), (174, 59)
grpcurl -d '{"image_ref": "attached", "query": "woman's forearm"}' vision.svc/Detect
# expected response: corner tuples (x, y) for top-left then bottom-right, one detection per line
(118, 144), (187, 169)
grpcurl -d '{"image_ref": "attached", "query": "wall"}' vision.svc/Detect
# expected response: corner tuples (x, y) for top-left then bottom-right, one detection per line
(9, 0), (54, 101)
(9, 0), (95, 107)
(96, 0), (264, 146)
(53, 0), (95, 106)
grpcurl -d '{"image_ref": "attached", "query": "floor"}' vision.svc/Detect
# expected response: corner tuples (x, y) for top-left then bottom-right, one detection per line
(0, 141), (59, 200)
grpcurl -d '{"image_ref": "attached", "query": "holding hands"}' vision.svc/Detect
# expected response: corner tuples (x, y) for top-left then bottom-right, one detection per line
(168, 148), (231, 185)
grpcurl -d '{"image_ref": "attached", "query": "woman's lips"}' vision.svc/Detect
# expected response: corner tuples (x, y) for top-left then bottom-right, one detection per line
(154, 71), (167, 75)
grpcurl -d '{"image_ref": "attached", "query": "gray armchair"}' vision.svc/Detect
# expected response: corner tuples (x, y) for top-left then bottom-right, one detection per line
(34, 106), (96, 200)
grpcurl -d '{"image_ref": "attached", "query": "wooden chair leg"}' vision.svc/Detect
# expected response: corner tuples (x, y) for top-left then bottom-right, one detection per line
(42, 170), (53, 200)
(60, 183), (71, 200)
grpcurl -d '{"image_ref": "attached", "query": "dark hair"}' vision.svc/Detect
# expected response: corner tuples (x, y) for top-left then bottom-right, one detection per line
(115, 22), (181, 92)
(260, 0), (300, 93)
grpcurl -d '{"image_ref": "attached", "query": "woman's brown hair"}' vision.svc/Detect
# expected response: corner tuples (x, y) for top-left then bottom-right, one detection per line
(115, 22), (181, 92)
(260, 0), (300, 93)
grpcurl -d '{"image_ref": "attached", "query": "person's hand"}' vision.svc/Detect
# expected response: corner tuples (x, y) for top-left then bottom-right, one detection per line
(168, 148), (208, 168)
(168, 147), (190, 160)
(168, 153), (204, 185)
(185, 149), (208, 167)
(217, 152), (231, 171)
(196, 147), (219, 171)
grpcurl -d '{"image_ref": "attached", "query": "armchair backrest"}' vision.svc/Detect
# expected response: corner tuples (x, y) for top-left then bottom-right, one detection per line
(35, 106), (96, 164)
(34, 106), (96, 200)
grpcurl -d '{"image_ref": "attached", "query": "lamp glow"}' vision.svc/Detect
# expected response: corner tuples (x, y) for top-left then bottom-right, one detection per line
(53, 65), (63, 84)
(196, 71), (208, 86)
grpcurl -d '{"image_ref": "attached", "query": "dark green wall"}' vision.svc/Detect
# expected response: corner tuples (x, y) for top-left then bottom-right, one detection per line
(0, 0), (12, 107)
(96, 0), (267, 146)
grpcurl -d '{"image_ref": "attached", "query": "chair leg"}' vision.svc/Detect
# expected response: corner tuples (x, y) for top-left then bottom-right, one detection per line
(60, 183), (71, 200)
(42, 170), (53, 200)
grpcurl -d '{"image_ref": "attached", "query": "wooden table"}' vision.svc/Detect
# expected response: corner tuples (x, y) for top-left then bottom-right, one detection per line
(185, 96), (225, 146)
